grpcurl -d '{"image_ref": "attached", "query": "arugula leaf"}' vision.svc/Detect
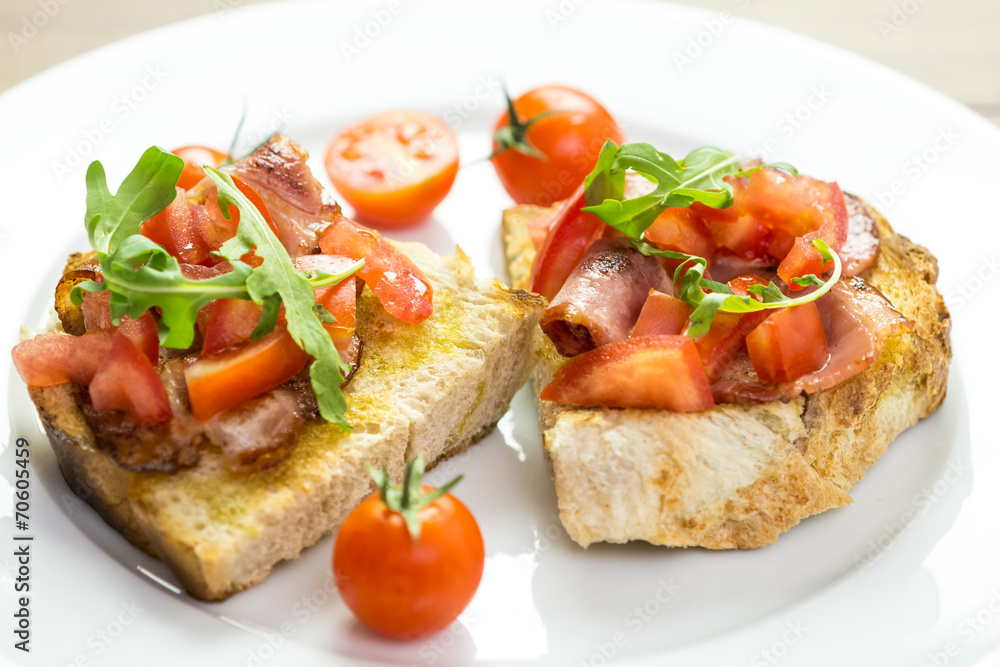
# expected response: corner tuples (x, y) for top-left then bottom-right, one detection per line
(85, 147), (184, 256)
(631, 238), (842, 338)
(73, 235), (256, 348)
(205, 167), (353, 429)
(582, 143), (741, 238)
(734, 161), (800, 179)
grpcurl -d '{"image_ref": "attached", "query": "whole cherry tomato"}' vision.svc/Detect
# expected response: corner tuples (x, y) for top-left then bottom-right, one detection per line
(333, 456), (484, 639)
(491, 85), (623, 207)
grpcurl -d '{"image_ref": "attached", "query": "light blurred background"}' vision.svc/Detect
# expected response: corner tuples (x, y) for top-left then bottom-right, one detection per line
(2, 0), (997, 126)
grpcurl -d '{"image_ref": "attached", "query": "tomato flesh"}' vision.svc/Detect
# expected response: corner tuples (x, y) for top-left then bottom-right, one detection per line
(142, 187), (210, 264)
(184, 325), (309, 421)
(528, 182), (605, 301)
(11, 331), (116, 387)
(333, 486), (484, 640)
(491, 85), (623, 206)
(325, 110), (458, 228)
(746, 302), (829, 383)
(172, 145), (228, 191)
(80, 290), (160, 364)
(541, 335), (714, 411)
(318, 215), (433, 325)
(645, 206), (715, 261)
(200, 299), (263, 355)
(294, 254), (359, 355)
(89, 331), (172, 425)
(631, 290), (692, 337)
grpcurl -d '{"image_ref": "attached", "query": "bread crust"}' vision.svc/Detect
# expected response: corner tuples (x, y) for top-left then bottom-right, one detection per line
(502, 199), (951, 549)
(27, 243), (544, 600)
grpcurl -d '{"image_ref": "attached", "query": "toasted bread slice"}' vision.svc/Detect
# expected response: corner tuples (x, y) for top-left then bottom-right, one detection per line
(29, 242), (544, 600)
(502, 200), (950, 549)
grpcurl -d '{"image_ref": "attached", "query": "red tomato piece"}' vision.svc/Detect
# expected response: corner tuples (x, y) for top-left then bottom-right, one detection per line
(687, 275), (773, 382)
(141, 187), (211, 265)
(528, 182), (605, 301)
(491, 85), (624, 207)
(645, 206), (716, 261)
(89, 331), (172, 425)
(324, 110), (459, 228)
(333, 485), (484, 639)
(80, 291), (160, 365)
(631, 290), (693, 337)
(742, 168), (841, 239)
(540, 335), (714, 411)
(200, 299), (263, 355)
(746, 302), (829, 383)
(691, 175), (746, 225)
(294, 255), (359, 355)
(707, 215), (770, 260)
(318, 215), (433, 325)
(172, 145), (228, 191)
(11, 331), (116, 387)
(184, 325), (309, 421)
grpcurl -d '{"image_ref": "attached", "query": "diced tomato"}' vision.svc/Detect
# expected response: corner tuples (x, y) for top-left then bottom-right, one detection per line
(89, 331), (172, 425)
(141, 187), (211, 265)
(528, 182), (605, 300)
(11, 331), (116, 387)
(742, 168), (844, 240)
(707, 215), (770, 259)
(686, 275), (772, 382)
(691, 175), (745, 225)
(746, 302), (829, 383)
(318, 215), (433, 325)
(645, 207), (715, 261)
(201, 299), (263, 355)
(294, 255), (359, 356)
(631, 290), (692, 337)
(184, 325), (310, 421)
(80, 291), (160, 364)
(540, 335), (714, 411)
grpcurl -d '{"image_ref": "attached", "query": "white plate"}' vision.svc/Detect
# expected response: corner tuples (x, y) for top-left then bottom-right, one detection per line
(1, 1), (997, 665)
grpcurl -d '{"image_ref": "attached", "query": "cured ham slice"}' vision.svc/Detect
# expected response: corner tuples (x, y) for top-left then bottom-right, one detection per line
(540, 238), (671, 357)
(840, 194), (881, 276)
(224, 135), (343, 258)
(711, 276), (914, 402)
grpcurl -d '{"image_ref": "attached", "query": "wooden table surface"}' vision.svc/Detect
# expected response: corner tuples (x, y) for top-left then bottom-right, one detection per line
(2, 0), (998, 126)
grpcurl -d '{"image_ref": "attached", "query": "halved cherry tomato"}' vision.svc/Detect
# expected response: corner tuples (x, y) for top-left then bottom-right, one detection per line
(491, 85), (623, 206)
(172, 145), (228, 191)
(541, 335), (714, 411)
(200, 299), (263, 355)
(184, 325), (309, 421)
(80, 290), (160, 365)
(11, 331), (116, 387)
(294, 255), (359, 355)
(746, 302), (829, 383)
(631, 290), (692, 338)
(318, 215), (433, 325)
(334, 461), (484, 640)
(324, 111), (458, 228)
(528, 182), (605, 301)
(89, 330), (172, 425)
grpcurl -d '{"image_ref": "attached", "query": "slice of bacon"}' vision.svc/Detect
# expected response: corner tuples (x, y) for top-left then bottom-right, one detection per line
(711, 276), (914, 402)
(540, 238), (671, 357)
